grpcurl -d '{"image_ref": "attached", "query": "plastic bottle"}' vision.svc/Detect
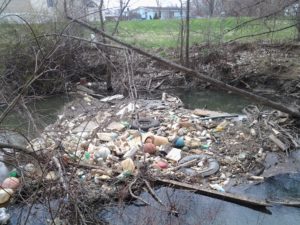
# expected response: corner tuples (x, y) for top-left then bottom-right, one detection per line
(0, 208), (10, 224)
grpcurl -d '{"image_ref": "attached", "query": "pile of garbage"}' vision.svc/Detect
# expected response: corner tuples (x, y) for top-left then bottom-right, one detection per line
(22, 93), (278, 195)
(1, 90), (299, 224)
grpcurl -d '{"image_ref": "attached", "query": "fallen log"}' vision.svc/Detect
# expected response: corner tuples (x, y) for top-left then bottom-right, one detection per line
(156, 178), (271, 213)
(64, 13), (300, 118)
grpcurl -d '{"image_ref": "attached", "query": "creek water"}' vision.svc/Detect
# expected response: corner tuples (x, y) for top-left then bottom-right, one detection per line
(173, 88), (254, 113)
(101, 175), (300, 225)
(0, 95), (72, 136)
(1, 91), (299, 225)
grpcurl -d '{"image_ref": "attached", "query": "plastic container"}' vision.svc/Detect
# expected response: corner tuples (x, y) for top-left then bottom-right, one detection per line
(0, 208), (10, 225)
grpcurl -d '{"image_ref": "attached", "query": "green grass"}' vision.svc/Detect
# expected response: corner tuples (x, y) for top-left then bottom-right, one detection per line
(104, 17), (298, 48)
(0, 17), (297, 50)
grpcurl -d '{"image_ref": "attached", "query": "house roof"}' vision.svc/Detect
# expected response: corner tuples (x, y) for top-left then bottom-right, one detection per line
(132, 6), (184, 11)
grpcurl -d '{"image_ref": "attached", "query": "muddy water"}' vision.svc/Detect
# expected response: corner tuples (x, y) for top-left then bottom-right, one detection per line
(0, 95), (71, 182)
(174, 88), (254, 113)
(101, 174), (300, 225)
(6, 173), (300, 225)
(0, 95), (72, 136)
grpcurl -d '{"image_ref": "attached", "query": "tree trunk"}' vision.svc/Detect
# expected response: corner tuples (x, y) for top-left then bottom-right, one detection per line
(179, 0), (185, 64)
(297, 1), (300, 41)
(112, 0), (131, 36)
(208, 0), (215, 17)
(99, 0), (113, 91)
(185, 0), (190, 67)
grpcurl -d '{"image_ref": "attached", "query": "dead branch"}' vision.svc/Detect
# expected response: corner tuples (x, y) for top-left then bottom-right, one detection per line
(168, 159), (198, 171)
(156, 178), (271, 213)
(228, 22), (299, 43)
(53, 156), (68, 194)
(0, 68), (58, 123)
(143, 179), (165, 206)
(129, 178), (150, 205)
(64, 15), (300, 117)
(152, 79), (165, 90)
(38, 34), (126, 50)
(225, 0), (298, 34)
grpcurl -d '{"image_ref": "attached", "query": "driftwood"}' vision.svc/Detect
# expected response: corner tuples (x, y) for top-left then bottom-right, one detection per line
(65, 13), (300, 118)
(156, 178), (271, 213)
(269, 134), (287, 151)
(199, 114), (239, 121)
(67, 161), (114, 175)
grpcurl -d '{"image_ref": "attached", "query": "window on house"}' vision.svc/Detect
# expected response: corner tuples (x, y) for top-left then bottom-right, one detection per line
(47, 0), (54, 8)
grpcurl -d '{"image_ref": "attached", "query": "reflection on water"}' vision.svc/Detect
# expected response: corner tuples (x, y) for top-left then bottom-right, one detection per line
(174, 88), (255, 113)
(243, 173), (300, 200)
(0, 95), (71, 136)
(8, 200), (60, 225)
(0, 95), (71, 182)
(101, 173), (300, 225)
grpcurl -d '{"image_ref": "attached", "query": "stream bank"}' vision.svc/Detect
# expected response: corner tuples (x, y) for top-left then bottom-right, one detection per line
(1, 40), (300, 224)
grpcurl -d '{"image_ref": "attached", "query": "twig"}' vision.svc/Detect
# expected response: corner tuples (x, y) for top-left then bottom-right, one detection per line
(143, 179), (165, 206)
(67, 161), (113, 175)
(152, 79), (165, 90)
(129, 178), (150, 205)
(53, 156), (68, 196)
(198, 114), (239, 121)
(227, 23), (299, 43)
(37, 33), (126, 50)
(168, 159), (198, 171)
(147, 78), (153, 90)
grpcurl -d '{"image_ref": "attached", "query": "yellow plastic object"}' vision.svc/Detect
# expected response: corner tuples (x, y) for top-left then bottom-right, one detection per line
(215, 120), (229, 132)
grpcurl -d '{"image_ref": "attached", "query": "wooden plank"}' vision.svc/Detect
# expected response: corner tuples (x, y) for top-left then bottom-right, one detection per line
(156, 178), (272, 213)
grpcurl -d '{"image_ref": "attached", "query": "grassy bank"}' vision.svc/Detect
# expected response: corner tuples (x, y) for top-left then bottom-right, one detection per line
(106, 17), (297, 48)
(1, 17), (297, 49)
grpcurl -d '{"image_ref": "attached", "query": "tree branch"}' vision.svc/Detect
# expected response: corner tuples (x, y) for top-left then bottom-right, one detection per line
(63, 9), (300, 117)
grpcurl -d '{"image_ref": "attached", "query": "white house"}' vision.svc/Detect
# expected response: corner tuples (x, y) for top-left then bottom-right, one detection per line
(130, 6), (186, 20)
(0, 0), (101, 23)
(0, 0), (61, 23)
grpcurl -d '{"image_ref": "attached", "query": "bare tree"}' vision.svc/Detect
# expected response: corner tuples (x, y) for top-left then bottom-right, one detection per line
(112, 0), (131, 36)
(296, 0), (300, 40)
(186, 0), (190, 67)
(191, 0), (203, 17)
(155, 0), (162, 18)
(191, 0), (224, 17)
(0, 0), (11, 15)
(222, 0), (297, 17)
(178, 0), (185, 64)
(205, 0), (216, 17)
(98, 0), (113, 91)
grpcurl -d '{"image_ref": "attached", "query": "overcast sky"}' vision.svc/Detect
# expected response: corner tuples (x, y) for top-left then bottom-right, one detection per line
(106, 0), (180, 9)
